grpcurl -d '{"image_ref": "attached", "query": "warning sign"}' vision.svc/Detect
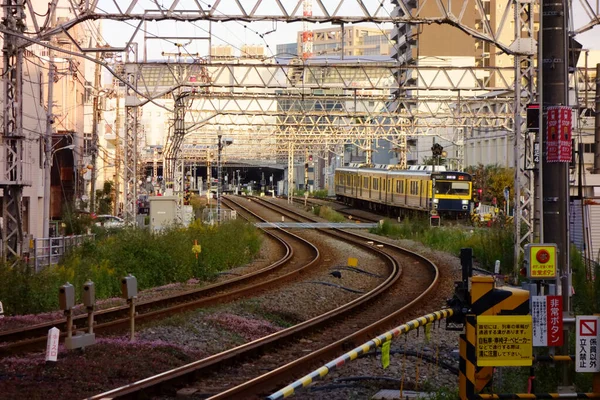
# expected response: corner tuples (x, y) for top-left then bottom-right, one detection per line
(532, 295), (563, 347)
(476, 315), (533, 367)
(525, 244), (557, 279)
(576, 316), (600, 372)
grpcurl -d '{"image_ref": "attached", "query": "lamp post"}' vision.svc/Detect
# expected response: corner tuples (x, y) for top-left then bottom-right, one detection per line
(43, 144), (75, 238)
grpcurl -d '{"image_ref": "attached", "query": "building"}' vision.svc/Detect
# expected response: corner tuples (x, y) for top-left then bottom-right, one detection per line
(277, 26), (391, 58)
(390, 0), (521, 168)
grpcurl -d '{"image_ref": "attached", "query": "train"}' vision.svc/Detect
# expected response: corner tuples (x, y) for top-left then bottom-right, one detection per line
(334, 164), (473, 218)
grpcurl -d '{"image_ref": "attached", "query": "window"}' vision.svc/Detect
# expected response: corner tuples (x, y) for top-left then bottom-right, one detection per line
(347, 175), (351, 185)
(396, 180), (404, 193)
(373, 178), (379, 190)
(410, 181), (419, 195)
(584, 143), (596, 153)
(364, 177), (369, 188)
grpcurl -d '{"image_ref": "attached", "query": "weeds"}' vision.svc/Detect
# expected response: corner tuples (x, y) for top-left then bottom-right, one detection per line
(0, 219), (262, 316)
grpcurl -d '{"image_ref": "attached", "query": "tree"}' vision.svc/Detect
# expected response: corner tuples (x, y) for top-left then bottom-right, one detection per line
(465, 164), (513, 205)
(95, 180), (114, 215)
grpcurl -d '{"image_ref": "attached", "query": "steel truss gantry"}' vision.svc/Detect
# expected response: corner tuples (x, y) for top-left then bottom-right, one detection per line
(1, 0), (28, 261)
(2, 0), (599, 261)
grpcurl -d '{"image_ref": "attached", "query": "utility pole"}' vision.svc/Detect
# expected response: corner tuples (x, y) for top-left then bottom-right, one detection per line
(594, 63), (600, 174)
(113, 91), (121, 216)
(89, 52), (102, 213)
(217, 134), (222, 224)
(43, 46), (55, 239)
(541, 0), (569, 305)
(541, 0), (570, 386)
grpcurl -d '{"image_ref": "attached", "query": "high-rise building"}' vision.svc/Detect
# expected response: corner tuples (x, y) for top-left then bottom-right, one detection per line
(277, 26), (391, 58)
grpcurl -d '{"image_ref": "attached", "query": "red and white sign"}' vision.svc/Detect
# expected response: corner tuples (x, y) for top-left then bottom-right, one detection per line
(547, 296), (563, 346)
(546, 106), (572, 163)
(532, 295), (563, 347)
(45, 327), (60, 362)
(576, 316), (600, 372)
(580, 318), (598, 336)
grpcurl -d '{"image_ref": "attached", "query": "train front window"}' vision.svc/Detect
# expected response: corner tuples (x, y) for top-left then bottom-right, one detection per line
(434, 181), (470, 195)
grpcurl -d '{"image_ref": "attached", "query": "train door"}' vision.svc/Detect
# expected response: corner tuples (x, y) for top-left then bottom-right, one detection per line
(420, 179), (426, 209)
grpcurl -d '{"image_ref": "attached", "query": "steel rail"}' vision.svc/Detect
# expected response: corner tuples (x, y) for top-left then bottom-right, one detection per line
(0, 204), (315, 353)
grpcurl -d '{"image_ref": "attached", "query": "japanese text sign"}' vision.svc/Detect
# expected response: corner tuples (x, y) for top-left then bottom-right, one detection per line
(546, 106), (572, 163)
(532, 296), (563, 347)
(525, 243), (557, 279)
(476, 315), (533, 367)
(576, 316), (600, 372)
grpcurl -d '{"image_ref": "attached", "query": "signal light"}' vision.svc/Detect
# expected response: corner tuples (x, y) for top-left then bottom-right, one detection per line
(519, 266), (527, 277)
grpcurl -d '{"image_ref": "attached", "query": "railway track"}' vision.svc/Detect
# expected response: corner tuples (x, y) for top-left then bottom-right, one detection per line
(289, 196), (381, 223)
(89, 195), (443, 399)
(0, 201), (319, 355)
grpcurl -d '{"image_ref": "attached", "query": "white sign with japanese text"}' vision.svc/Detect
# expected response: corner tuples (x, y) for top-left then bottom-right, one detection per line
(532, 295), (563, 347)
(576, 316), (600, 372)
(532, 296), (547, 346)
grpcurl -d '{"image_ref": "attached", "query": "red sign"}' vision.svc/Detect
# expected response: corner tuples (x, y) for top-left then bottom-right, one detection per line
(579, 318), (598, 337)
(546, 106), (572, 163)
(546, 295), (563, 346)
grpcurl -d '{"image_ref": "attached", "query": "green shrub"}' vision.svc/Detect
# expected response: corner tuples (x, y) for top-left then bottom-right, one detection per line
(317, 206), (346, 223)
(370, 217), (513, 272)
(311, 189), (329, 199)
(0, 219), (263, 316)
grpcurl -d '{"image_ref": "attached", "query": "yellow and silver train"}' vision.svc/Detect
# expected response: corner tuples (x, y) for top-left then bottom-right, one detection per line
(334, 164), (473, 217)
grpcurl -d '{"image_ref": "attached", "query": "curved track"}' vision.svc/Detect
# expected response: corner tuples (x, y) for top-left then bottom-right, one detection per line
(88, 195), (442, 399)
(0, 203), (318, 355)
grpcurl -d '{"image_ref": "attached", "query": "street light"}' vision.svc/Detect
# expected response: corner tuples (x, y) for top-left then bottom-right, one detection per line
(43, 144), (76, 239)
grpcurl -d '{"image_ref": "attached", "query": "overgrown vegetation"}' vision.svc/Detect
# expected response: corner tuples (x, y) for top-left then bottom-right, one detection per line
(312, 205), (347, 223)
(371, 217), (514, 274)
(0, 219), (262, 315)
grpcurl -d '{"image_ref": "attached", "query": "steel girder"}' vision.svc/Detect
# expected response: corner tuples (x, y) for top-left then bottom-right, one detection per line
(512, 0), (537, 269)
(38, 1), (599, 58)
(124, 64), (140, 223)
(1, 0), (27, 261)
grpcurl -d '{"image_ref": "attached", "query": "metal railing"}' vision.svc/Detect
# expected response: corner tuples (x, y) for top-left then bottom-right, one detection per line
(33, 234), (95, 272)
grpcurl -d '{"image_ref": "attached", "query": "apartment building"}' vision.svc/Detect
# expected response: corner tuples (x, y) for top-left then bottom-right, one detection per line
(277, 26), (391, 58)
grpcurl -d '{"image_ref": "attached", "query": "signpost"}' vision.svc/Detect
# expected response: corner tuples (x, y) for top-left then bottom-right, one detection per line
(576, 316), (600, 372)
(524, 243), (558, 279)
(532, 295), (563, 347)
(45, 327), (60, 362)
(476, 315), (533, 366)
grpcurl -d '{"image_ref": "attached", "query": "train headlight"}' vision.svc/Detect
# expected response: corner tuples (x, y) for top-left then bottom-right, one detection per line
(433, 198), (439, 203)
(462, 200), (469, 205)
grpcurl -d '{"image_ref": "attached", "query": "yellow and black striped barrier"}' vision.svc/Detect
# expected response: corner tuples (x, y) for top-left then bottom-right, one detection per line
(266, 308), (454, 400)
(460, 276), (531, 400)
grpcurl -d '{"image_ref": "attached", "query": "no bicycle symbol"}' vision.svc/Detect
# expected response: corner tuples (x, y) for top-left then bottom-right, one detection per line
(579, 319), (598, 337)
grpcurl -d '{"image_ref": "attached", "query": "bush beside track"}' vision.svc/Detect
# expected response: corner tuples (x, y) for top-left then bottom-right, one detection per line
(0, 219), (262, 315)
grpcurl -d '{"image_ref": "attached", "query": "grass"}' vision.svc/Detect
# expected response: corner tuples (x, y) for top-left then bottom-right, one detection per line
(313, 205), (347, 223)
(0, 219), (263, 316)
(370, 217), (515, 274)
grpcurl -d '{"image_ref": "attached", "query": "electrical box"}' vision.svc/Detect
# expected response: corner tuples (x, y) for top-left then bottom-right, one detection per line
(59, 282), (75, 310)
(524, 243), (558, 280)
(82, 280), (95, 307)
(121, 274), (138, 299)
(149, 196), (179, 232)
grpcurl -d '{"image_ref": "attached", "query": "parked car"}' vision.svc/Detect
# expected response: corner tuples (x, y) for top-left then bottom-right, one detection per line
(94, 215), (125, 228)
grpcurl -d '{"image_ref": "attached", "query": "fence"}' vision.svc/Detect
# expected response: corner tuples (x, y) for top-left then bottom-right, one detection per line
(33, 234), (95, 272)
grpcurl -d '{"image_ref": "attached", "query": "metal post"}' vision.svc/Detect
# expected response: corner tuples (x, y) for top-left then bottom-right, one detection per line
(128, 298), (135, 341)
(217, 134), (222, 224)
(43, 48), (55, 239)
(541, 0), (570, 385)
(89, 53), (102, 213)
(594, 64), (600, 173)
